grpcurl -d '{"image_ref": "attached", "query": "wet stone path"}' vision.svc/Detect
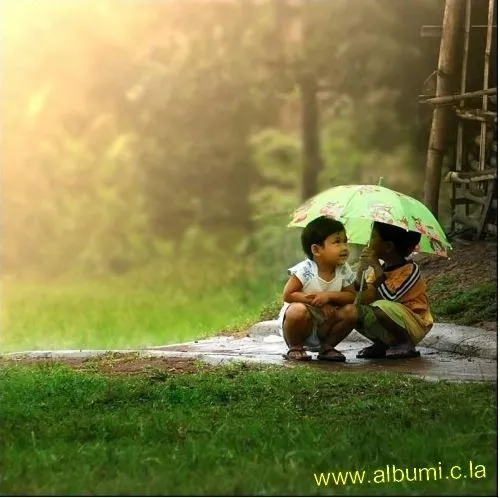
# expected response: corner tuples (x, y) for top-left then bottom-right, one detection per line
(3, 323), (496, 382)
(152, 333), (496, 382)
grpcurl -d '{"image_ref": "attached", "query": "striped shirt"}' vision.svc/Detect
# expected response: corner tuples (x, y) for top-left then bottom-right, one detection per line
(366, 261), (432, 322)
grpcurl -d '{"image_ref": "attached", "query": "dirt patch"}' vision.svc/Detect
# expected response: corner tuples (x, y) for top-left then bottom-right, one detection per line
(414, 239), (497, 291)
(0, 353), (213, 376)
(414, 239), (497, 329)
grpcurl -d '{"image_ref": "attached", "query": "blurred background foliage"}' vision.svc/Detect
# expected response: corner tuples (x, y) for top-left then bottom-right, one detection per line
(2, 0), (448, 290)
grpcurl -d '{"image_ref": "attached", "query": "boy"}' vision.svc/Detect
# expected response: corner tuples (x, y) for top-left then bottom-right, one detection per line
(278, 216), (358, 362)
(337, 221), (433, 359)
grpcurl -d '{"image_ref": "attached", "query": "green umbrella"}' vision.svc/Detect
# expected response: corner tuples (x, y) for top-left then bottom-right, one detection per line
(288, 184), (452, 257)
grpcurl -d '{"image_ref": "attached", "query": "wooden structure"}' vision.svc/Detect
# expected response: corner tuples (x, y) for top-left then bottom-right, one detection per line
(420, 0), (497, 240)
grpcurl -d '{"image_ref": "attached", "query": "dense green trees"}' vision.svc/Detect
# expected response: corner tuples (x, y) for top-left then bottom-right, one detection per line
(2, 0), (445, 278)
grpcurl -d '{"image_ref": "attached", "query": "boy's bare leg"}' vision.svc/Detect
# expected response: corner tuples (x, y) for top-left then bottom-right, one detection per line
(283, 304), (313, 360)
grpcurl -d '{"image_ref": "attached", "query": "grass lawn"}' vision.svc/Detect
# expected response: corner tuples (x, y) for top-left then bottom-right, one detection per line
(0, 362), (496, 496)
(0, 276), (282, 353)
(2, 239), (497, 353)
(0, 260), (497, 496)
(429, 278), (497, 326)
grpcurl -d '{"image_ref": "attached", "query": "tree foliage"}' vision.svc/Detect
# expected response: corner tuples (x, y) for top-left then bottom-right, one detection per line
(2, 0), (445, 278)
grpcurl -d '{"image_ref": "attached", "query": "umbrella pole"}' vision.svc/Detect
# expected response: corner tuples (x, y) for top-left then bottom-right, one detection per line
(353, 244), (373, 306)
(353, 177), (384, 307)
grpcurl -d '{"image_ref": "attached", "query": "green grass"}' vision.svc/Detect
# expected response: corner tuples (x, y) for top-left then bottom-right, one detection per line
(2, 261), (496, 354)
(3, 270), (496, 354)
(1, 276), (282, 353)
(429, 277), (497, 325)
(0, 363), (496, 495)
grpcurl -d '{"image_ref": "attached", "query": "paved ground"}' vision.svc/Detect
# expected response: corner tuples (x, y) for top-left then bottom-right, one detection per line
(3, 321), (497, 382)
(152, 334), (496, 382)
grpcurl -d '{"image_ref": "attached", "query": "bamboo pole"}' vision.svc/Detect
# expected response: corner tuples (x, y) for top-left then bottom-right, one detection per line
(424, 0), (465, 217)
(421, 24), (498, 38)
(456, 109), (497, 122)
(475, 0), (496, 240)
(419, 87), (497, 105)
(454, 0), (471, 225)
(445, 170), (497, 183)
(479, 0), (495, 172)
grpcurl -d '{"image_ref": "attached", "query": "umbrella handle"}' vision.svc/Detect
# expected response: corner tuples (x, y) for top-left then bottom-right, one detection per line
(354, 269), (366, 306)
(354, 177), (384, 308)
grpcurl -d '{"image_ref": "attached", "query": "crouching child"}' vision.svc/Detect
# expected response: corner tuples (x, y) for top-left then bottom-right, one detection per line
(352, 221), (433, 359)
(278, 216), (358, 362)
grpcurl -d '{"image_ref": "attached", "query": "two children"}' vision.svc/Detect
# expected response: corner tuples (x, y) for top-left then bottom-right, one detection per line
(279, 216), (433, 361)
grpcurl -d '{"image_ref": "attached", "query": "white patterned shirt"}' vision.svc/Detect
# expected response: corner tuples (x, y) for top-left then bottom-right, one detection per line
(277, 259), (356, 323)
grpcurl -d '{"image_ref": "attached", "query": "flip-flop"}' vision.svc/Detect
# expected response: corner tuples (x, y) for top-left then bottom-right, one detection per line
(356, 344), (388, 359)
(386, 345), (421, 359)
(283, 347), (312, 362)
(317, 348), (346, 362)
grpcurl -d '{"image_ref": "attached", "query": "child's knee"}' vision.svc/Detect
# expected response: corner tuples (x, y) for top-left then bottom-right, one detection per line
(338, 304), (358, 325)
(284, 303), (311, 324)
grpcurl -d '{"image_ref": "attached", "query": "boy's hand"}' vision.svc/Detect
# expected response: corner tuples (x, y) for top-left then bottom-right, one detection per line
(306, 292), (330, 307)
(359, 247), (380, 269)
(303, 293), (316, 305)
(321, 303), (337, 319)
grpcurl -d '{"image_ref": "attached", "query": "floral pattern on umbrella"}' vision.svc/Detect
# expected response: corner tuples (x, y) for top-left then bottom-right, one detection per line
(288, 184), (452, 258)
(357, 185), (382, 194)
(319, 201), (344, 220)
(368, 202), (395, 225)
(397, 216), (410, 230)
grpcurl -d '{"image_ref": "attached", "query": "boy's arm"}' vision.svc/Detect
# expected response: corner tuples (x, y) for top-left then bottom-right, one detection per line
(358, 285), (380, 304)
(283, 275), (314, 305)
(354, 265), (421, 305)
(325, 283), (381, 306)
(354, 247), (386, 289)
(350, 261), (384, 304)
(356, 265), (385, 303)
(323, 285), (357, 305)
(354, 264), (385, 290)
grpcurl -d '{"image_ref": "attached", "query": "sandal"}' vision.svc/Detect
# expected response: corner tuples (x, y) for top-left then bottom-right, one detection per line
(386, 344), (421, 359)
(283, 347), (312, 362)
(356, 343), (388, 359)
(317, 347), (346, 362)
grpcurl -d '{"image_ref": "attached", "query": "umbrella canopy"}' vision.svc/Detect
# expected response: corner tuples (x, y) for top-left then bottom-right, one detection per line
(288, 184), (451, 257)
